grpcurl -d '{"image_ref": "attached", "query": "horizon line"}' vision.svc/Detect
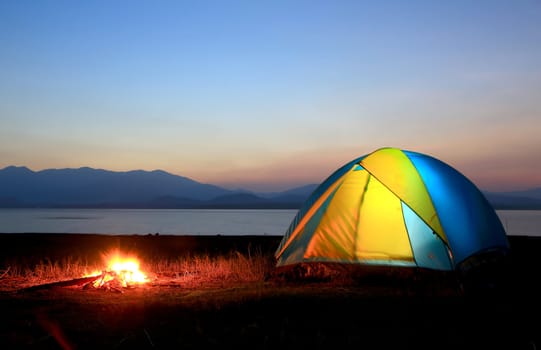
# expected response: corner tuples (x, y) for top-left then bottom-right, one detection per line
(1, 164), (539, 194)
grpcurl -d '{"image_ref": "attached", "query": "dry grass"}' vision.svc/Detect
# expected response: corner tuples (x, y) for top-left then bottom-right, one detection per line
(1, 249), (464, 295)
(146, 250), (274, 285)
(0, 257), (102, 289)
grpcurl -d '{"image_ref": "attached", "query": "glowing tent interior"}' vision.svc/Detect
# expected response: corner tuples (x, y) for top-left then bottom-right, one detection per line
(275, 148), (510, 271)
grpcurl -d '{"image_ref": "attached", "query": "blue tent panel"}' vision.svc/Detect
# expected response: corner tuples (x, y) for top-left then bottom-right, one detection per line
(405, 151), (509, 265)
(402, 202), (452, 270)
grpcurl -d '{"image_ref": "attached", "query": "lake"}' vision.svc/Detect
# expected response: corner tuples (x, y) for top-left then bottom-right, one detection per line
(0, 208), (538, 237)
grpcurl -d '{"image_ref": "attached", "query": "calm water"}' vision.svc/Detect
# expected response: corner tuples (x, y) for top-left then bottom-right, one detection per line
(0, 208), (538, 237)
(0, 209), (297, 236)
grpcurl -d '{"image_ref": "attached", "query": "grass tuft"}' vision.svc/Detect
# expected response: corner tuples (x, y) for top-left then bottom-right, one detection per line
(146, 250), (275, 286)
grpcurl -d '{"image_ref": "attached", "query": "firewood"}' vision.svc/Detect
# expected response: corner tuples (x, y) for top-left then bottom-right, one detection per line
(16, 275), (102, 293)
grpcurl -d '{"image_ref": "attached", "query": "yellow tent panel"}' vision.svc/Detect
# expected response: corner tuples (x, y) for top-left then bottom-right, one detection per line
(304, 168), (369, 260)
(360, 148), (447, 244)
(355, 175), (414, 262)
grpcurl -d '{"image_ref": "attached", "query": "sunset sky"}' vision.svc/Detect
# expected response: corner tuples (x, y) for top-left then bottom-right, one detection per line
(1, 1), (540, 192)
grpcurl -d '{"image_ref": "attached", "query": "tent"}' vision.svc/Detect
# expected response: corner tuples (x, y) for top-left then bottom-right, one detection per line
(275, 147), (509, 271)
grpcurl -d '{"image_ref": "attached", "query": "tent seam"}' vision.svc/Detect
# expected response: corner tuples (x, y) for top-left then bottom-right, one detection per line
(353, 172), (371, 260)
(399, 200), (418, 266)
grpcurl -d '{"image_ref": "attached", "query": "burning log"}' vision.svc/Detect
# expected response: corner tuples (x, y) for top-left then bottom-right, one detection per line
(82, 270), (140, 293)
(83, 253), (149, 291)
(16, 275), (102, 293)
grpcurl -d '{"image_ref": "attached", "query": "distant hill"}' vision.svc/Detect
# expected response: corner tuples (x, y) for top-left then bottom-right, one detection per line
(0, 166), (232, 208)
(483, 188), (541, 210)
(0, 166), (539, 209)
(257, 184), (318, 206)
(0, 166), (310, 209)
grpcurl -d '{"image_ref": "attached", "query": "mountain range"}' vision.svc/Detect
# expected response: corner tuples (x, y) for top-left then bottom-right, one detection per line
(0, 166), (540, 209)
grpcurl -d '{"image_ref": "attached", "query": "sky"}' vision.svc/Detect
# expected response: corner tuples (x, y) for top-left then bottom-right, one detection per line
(1, 0), (540, 192)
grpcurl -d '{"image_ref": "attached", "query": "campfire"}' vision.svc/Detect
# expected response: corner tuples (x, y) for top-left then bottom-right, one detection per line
(15, 250), (150, 293)
(84, 250), (149, 291)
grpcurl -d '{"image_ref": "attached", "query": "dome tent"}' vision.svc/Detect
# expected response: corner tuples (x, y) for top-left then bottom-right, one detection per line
(275, 147), (509, 271)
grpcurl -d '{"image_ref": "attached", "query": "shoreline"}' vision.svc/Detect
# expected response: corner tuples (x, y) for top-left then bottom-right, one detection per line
(0, 232), (537, 265)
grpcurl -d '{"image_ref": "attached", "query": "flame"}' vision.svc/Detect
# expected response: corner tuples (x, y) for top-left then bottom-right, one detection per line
(86, 250), (148, 289)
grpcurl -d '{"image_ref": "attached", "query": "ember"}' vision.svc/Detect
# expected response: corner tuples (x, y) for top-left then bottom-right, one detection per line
(85, 250), (148, 290)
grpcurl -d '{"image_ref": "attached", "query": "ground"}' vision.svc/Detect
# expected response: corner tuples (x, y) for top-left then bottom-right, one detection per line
(0, 234), (539, 349)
